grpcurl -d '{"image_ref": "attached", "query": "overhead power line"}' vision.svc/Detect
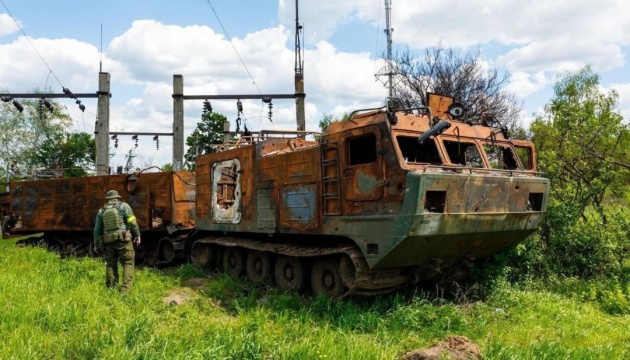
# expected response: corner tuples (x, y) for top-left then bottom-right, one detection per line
(0, 0), (97, 120)
(0, 0), (63, 88)
(203, 0), (263, 95)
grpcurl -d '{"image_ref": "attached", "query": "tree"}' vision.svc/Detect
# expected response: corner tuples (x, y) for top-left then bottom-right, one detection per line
(30, 132), (95, 177)
(0, 92), (73, 179)
(318, 113), (351, 132)
(531, 66), (629, 218)
(319, 113), (335, 131)
(392, 44), (522, 129)
(514, 66), (630, 280)
(184, 112), (228, 170)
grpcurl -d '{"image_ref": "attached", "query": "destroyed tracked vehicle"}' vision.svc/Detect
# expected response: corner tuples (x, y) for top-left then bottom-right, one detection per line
(187, 94), (549, 297)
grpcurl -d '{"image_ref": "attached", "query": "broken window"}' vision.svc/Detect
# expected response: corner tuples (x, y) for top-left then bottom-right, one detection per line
(216, 164), (237, 209)
(484, 144), (520, 170)
(347, 133), (377, 165)
(211, 159), (242, 224)
(443, 140), (484, 168)
(396, 136), (442, 165)
(515, 146), (534, 170)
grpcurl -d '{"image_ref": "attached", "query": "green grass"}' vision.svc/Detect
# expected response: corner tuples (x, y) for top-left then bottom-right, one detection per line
(1, 239), (629, 359)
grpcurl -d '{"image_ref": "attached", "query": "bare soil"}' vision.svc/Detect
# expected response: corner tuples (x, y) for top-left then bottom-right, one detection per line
(401, 336), (481, 360)
(161, 277), (209, 305)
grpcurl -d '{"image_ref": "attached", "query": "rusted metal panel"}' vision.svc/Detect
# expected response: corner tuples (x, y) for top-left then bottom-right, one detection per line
(171, 171), (196, 228)
(286, 147), (319, 184)
(427, 92), (454, 119)
(9, 171), (195, 233)
(280, 183), (318, 230)
(195, 161), (211, 219)
(256, 188), (276, 230)
(256, 155), (285, 188)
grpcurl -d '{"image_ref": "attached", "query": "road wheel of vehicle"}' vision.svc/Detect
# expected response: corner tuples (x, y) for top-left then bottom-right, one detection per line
(311, 257), (346, 299)
(246, 250), (272, 283)
(274, 255), (305, 291)
(159, 239), (175, 262)
(191, 242), (211, 268)
(223, 247), (244, 278)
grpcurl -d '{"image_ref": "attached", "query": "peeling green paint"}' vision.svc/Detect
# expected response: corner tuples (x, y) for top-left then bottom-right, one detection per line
(357, 170), (377, 194)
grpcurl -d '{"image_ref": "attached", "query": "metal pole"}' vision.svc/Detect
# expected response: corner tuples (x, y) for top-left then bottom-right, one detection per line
(95, 72), (111, 176)
(294, 0), (306, 131)
(173, 75), (184, 171)
(385, 0), (394, 98)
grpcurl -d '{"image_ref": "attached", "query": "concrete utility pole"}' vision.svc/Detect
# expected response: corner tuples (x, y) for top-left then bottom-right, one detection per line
(172, 75), (184, 171)
(95, 72), (111, 176)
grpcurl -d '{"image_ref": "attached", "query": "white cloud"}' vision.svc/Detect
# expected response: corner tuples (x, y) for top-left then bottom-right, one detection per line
(608, 83), (630, 121)
(0, 35), (123, 93)
(5, 0), (630, 167)
(278, 0), (630, 95)
(506, 71), (550, 99)
(497, 40), (624, 73)
(0, 13), (19, 36)
(103, 20), (388, 133)
(278, 0), (378, 43)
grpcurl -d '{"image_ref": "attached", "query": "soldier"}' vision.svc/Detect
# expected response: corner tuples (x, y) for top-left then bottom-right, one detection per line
(93, 190), (141, 294)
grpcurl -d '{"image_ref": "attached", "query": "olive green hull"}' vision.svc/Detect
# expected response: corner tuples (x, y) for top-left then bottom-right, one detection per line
(327, 171), (549, 269)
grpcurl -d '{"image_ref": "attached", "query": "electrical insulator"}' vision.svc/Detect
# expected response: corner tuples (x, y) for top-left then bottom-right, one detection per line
(237, 100), (243, 114)
(132, 135), (138, 148)
(267, 100), (273, 122)
(43, 99), (54, 112)
(153, 135), (159, 150)
(79, 104), (85, 112)
(203, 100), (212, 114)
(38, 99), (44, 118)
(12, 100), (24, 113)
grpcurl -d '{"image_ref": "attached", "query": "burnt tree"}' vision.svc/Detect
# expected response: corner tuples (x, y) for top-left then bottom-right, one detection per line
(392, 44), (522, 129)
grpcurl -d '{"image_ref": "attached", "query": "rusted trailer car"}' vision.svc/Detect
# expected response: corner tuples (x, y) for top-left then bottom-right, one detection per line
(187, 94), (550, 297)
(9, 171), (195, 264)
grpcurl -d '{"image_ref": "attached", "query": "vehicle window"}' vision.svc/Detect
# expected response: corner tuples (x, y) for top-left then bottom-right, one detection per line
(484, 144), (520, 170)
(347, 133), (377, 165)
(515, 146), (534, 170)
(396, 136), (442, 165)
(443, 140), (484, 168)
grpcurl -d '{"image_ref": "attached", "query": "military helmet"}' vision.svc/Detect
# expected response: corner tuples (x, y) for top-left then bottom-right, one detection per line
(105, 190), (121, 200)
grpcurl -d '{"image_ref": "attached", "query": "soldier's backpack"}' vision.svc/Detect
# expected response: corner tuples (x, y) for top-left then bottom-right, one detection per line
(103, 203), (125, 233)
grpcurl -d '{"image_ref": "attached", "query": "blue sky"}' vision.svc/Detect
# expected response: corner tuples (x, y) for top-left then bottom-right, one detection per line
(2, 0), (630, 168)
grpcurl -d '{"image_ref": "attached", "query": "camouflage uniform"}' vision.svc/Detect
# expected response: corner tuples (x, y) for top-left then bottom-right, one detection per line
(93, 190), (141, 294)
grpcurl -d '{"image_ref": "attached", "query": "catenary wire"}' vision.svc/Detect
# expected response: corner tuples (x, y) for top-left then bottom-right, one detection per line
(203, 0), (263, 95)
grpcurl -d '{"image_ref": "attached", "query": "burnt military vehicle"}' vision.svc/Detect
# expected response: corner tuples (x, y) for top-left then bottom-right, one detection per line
(187, 94), (549, 297)
(9, 171), (195, 264)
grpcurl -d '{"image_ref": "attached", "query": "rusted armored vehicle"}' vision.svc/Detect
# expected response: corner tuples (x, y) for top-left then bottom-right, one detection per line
(9, 171), (195, 264)
(187, 94), (549, 297)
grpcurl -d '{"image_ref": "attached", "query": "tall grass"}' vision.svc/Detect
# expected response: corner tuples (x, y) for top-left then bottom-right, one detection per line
(1, 239), (629, 359)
